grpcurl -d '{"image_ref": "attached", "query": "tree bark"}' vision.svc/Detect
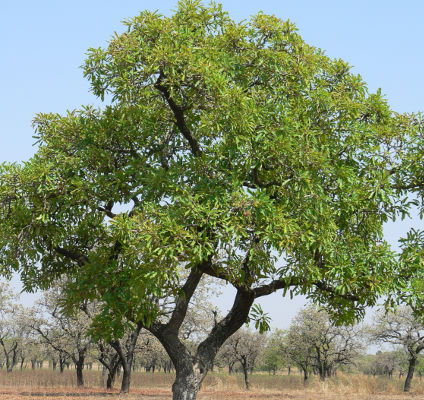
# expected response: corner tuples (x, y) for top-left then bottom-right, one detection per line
(111, 322), (142, 394)
(242, 363), (250, 390)
(75, 360), (84, 387)
(149, 282), (255, 400)
(120, 368), (131, 394)
(404, 356), (417, 392)
(172, 368), (204, 400)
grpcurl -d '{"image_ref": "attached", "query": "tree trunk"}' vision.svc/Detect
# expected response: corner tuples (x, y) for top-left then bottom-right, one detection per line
(111, 322), (142, 394)
(120, 366), (131, 393)
(5, 355), (11, 372)
(172, 368), (204, 400)
(404, 356), (417, 392)
(242, 363), (250, 390)
(106, 368), (116, 389)
(148, 269), (256, 400)
(59, 357), (66, 373)
(106, 360), (120, 389)
(76, 361), (84, 387)
(303, 367), (309, 383)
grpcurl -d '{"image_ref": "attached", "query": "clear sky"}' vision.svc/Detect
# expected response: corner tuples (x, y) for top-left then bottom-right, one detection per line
(1, 0), (423, 329)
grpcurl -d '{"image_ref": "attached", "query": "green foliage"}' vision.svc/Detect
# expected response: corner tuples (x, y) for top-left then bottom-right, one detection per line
(262, 329), (287, 373)
(247, 303), (271, 333)
(0, 0), (422, 338)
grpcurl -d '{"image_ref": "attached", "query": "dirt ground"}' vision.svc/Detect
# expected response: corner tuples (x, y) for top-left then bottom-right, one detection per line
(0, 387), (422, 400)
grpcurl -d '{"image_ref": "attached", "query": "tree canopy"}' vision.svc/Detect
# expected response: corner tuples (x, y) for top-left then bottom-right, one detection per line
(0, 1), (423, 398)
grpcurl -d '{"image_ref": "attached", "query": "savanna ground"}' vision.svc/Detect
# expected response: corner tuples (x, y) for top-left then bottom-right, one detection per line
(0, 369), (423, 400)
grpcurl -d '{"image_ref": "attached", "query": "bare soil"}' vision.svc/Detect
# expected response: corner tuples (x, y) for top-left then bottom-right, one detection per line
(0, 387), (422, 400)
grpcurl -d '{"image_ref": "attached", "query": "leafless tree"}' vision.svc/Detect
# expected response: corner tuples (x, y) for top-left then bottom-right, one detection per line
(369, 306), (424, 392)
(286, 307), (363, 381)
(219, 328), (265, 389)
(30, 286), (92, 386)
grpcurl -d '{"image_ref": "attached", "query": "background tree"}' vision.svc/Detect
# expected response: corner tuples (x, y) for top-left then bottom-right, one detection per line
(0, 282), (24, 372)
(369, 306), (424, 392)
(261, 329), (288, 375)
(219, 328), (264, 389)
(286, 307), (363, 381)
(0, 1), (422, 399)
(358, 350), (405, 378)
(31, 287), (92, 386)
(95, 340), (121, 389)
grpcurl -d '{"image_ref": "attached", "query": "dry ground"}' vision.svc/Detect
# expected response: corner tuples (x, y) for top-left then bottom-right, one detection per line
(0, 370), (423, 400)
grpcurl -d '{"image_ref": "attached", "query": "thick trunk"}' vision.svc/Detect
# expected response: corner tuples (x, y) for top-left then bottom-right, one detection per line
(59, 358), (66, 373)
(404, 356), (416, 392)
(120, 366), (131, 393)
(76, 361), (84, 387)
(106, 361), (120, 389)
(303, 367), (309, 383)
(106, 370), (116, 389)
(172, 368), (204, 400)
(148, 269), (257, 400)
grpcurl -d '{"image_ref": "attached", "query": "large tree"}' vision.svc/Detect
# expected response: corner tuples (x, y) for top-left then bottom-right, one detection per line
(0, 1), (422, 399)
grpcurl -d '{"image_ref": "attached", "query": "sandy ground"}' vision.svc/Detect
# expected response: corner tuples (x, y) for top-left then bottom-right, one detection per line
(0, 387), (423, 400)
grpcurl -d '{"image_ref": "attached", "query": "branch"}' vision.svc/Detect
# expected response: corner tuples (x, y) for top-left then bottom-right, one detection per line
(54, 247), (88, 266)
(253, 277), (299, 298)
(197, 261), (234, 283)
(197, 287), (255, 365)
(97, 200), (116, 218)
(313, 281), (360, 302)
(166, 264), (205, 333)
(155, 71), (202, 157)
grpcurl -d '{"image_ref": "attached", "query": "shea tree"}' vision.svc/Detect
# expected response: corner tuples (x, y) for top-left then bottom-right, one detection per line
(0, 1), (423, 399)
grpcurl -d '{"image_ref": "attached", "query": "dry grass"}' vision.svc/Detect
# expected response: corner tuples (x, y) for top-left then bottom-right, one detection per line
(0, 369), (423, 399)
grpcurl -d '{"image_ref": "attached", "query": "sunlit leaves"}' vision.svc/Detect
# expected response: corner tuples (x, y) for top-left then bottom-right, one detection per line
(0, 0), (422, 335)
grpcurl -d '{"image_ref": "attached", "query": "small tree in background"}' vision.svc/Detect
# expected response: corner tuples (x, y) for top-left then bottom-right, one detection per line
(369, 306), (424, 392)
(31, 286), (93, 386)
(286, 307), (363, 381)
(262, 329), (289, 375)
(219, 329), (264, 389)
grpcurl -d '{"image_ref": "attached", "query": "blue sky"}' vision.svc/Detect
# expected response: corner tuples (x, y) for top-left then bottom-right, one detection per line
(1, 1), (423, 327)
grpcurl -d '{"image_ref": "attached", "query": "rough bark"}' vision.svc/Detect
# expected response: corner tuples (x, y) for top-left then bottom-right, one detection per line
(106, 363), (119, 390)
(404, 356), (416, 392)
(242, 362), (250, 390)
(111, 322), (142, 393)
(149, 274), (255, 399)
(76, 360), (84, 387)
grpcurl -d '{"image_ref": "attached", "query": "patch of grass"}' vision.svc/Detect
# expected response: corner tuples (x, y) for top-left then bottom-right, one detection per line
(0, 368), (423, 399)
